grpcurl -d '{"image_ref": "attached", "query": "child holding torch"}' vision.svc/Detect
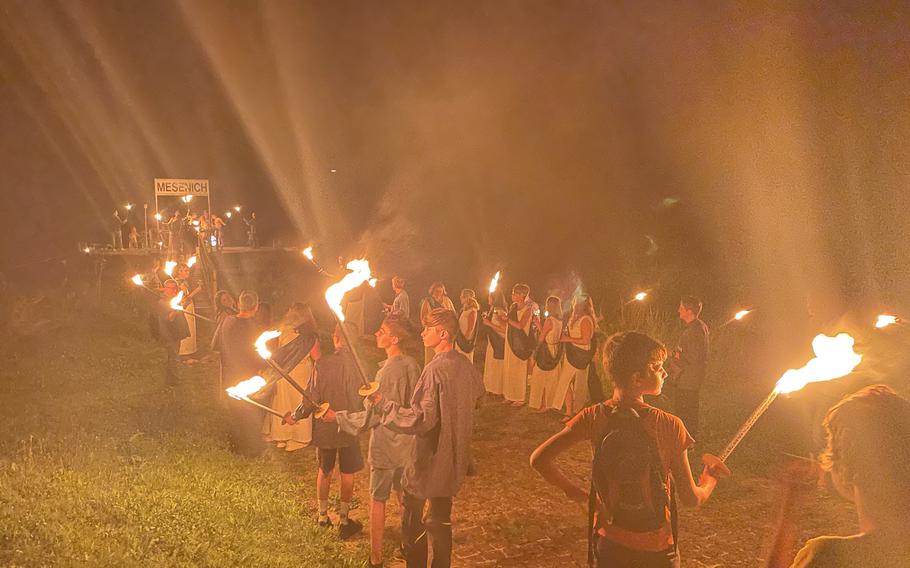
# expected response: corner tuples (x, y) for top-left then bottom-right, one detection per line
(320, 315), (421, 567)
(531, 331), (728, 568)
(284, 323), (366, 540)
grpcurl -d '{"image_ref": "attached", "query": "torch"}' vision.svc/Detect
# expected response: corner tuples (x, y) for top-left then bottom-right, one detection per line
(703, 333), (863, 475)
(187, 255), (197, 268)
(163, 260), (177, 277)
(130, 274), (161, 296)
(624, 291), (649, 305)
(718, 309), (754, 329)
(485, 271), (502, 318)
(254, 330), (329, 418)
(875, 314), (901, 329)
(169, 291), (215, 322)
(302, 245), (339, 278)
(225, 376), (285, 418)
(325, 259), (379, 396)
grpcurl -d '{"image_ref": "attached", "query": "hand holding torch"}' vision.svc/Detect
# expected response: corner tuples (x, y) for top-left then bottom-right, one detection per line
(703, 333), (862, 475)
(255, 330), (328, 418)
(225, 376), (285, 418)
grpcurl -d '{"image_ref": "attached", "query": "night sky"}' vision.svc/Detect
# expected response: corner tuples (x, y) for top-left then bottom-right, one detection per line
(2, 1), (909, 337)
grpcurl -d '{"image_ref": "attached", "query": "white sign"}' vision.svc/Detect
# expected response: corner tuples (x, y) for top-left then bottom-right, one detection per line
(154, 178), (209, 196)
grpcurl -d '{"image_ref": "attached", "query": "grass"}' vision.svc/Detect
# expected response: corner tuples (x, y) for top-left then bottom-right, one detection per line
(0, 294), (364, 567)
(2, 289), (904, 566)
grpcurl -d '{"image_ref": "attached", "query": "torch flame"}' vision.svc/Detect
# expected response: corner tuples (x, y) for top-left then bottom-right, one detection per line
(773, 333), (862, 395)
(187, 256), (197, 268)
(234, 206), (241, 212)
(255, 329), (282, 360)
(130, 274), (143, 286)
(83, 247), (90, 253)
(325, 259), (374, 321)
(164, 260), (177, 276)
(225, 211), (232, 219)
(303, 246), (314, 260)
(154, 213), (162, 221)
(368, 278), (377, 288)
(634, 292), (648, 302)
(170, 290), (185, 311)
(875, 314), (898, 329)
(734, 310), (751, 321)
(488, 271), (501, 295)
(226, 375), (267, 399)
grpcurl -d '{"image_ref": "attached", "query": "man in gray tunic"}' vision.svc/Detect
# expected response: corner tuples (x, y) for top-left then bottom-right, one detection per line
(369, 308), (485, 568)
(323, 315), (421, 567)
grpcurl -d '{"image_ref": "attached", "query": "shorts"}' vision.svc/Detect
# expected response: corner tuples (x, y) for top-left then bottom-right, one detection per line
(370, 467), (403, 501)
(317, 445), (364, 475)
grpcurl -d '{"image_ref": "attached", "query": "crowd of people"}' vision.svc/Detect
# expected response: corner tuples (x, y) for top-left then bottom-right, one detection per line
(139, 259), (909, 568)
(108, 206), (259, 252)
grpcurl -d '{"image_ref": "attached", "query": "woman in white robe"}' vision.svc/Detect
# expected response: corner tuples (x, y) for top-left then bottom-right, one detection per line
(262, 303), (317, 451)
(456, 289), (479, 363)
(502, 283), (535, 406)
(552, 295), (596, 420)
(528, 296), (564, 411)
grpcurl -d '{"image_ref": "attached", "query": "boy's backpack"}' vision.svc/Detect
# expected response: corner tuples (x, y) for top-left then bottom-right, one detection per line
(588, 404), (671, 559)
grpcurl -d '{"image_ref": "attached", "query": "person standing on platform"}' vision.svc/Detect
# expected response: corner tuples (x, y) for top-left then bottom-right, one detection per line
(244, 211), (259, 248)
(419, 282), (455, 366)
(667, 295), (709, 439)
(156, 279), (190, 386)
(110, 210), (127, 249)
(502, 283), (536, 406)
(368, 308), (485, 568)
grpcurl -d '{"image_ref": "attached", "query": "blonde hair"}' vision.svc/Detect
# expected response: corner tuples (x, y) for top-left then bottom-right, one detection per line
(460, 289), (479, 311)
(545, 296), (563, 319)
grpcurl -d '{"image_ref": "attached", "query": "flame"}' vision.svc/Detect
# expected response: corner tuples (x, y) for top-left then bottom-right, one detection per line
(773, 333), (862, 395)
(225, 211), (232, 219)
(154, 213), (162, 221)
(255, 329), (282, 360)
(130, 274), (143, 286)
(368, 278), (377, 288)
(734, 310), (751, 321)
(875, 314), (899, 329)
(303, 246), (314, 260)
(325, 259), (374, 321)
(83, 247), (90, 253)
(488, 271), (501, 295)
(544, 310), (549, 318)
(164, 261), (177, 276)
(125, 203), (132, 210)
(192, 220), (200, 227)
(187, 256), (197, 268)
(226, 375), (267, 399)
(234, 206), (241, 212)
(634, 292), (648, 302)
(170, 290), (185, 311)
